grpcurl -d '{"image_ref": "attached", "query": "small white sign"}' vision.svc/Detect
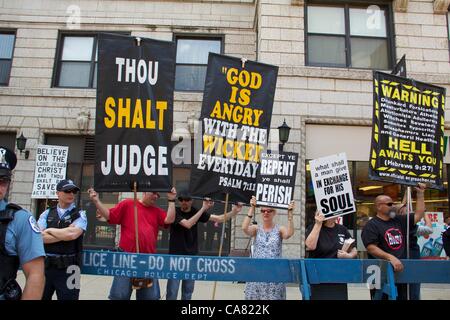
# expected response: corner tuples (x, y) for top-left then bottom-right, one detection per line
(31, 145), (68, 199)
(309, 152), (355, 219)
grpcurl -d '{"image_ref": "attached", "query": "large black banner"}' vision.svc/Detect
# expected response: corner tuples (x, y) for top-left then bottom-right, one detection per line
(370, 71), (446, 189)
(189, 53), (278, 203)
(95, 33), (175, 192)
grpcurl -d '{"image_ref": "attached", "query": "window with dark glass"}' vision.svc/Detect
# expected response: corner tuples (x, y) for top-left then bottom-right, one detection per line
(0, 132), (16, 151)
(306, 3), (392, 69)
(175, 37), (222, 91)
(0, 31), (15, 86)
(54, 34), (98, 88)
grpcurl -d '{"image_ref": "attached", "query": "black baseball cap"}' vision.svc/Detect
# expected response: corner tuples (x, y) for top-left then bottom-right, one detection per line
(0, 146), (17, 180)
(56, 179), (80, 192)
(177, 190), (192, 201)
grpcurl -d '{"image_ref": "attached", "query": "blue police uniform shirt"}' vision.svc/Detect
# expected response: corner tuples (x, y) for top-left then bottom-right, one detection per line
(37, 202), (87, 231)
(0, 199), (45, 265)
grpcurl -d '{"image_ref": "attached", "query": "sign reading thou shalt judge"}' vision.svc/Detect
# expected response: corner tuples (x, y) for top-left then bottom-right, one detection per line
(370, 71), (446, 189)
(95, 33), (175, 192)
(189, 53), (278, 203)
(309, 153), (355, 219)
(255, 151), (298, 209)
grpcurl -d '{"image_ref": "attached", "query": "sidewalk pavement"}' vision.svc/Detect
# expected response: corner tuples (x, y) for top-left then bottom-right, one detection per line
(16, 272), (450, 300)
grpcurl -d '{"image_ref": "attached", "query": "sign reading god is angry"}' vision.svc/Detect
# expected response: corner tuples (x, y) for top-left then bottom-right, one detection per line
(95, 33), (175, 192)
(189, 53), (278, 203)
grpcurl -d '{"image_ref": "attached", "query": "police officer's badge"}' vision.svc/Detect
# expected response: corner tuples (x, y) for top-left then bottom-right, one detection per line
(28, 216), (41, 233)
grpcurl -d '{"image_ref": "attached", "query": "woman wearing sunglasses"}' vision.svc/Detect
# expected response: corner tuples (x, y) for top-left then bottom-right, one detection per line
(242, 196), (295, 300)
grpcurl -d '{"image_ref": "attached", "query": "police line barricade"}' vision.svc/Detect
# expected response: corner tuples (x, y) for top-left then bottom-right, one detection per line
(81, 250), (450, 300)
(301, 259), (395, 300)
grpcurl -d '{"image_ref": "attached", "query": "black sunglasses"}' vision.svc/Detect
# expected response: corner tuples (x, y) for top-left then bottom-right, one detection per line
(179, 198), (192, 202)
(63, 189), (78, 194)
(383, 202), (394, 207)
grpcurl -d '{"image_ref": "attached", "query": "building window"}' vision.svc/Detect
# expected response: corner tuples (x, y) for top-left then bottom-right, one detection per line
(0, 31), (15, 86)
(54, 34), (98, 88)
(175, 37), (222, 91)
(306, 3), (392, 69)
(0, 132), (16, 151)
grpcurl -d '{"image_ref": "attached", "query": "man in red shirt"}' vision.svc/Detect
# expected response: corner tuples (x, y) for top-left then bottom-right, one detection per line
(88, 188), (176, 300)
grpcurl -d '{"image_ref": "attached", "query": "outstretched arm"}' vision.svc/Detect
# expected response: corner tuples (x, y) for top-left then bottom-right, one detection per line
(88, 188), (110, 221)
(305, 210), (324, 251)
(280, 201), (295, 240)
(209, 203), (243, 223)
(414, 183), (426, 224)
(179, 199), (214, 229)
(164, 187), (177, 224)
(242, 196), (258, 237)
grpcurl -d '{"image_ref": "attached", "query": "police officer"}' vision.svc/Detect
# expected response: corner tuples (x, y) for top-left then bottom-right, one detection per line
(38, 179), (87, 300)
(0, 146), (45, 300)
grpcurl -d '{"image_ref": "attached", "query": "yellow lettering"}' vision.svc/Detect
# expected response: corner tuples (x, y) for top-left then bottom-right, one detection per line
(210, 101), (223, 119)
(156, 101), (167, 130)
(104, 97), (116, 128)
(145, 100), (155, 129)
(118, 98), (131, 128)
(131, 99), (144, 128)
(226, 68), (238, 85)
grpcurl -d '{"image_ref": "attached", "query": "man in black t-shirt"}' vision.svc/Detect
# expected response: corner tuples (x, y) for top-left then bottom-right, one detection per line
(362, 184), (426, 300)
(165, 189), (242, 300)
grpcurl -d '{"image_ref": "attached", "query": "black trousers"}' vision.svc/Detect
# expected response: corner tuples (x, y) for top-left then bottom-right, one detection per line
(310, 284), (348, 300)
(42, 267), (80, 300)
(370, 283), (408, 300)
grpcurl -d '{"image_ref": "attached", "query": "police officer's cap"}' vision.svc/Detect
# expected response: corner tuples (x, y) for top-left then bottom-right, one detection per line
(56, 179), (80, 192)
(0, 146), (17, 181)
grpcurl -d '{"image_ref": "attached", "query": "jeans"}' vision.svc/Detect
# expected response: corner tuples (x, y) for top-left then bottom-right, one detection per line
(109, 276), (160, 300)
(166, 279), (195, 300)
(42, 267), (80, 300)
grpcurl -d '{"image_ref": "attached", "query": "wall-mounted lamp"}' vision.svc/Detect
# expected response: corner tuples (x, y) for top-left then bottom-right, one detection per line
(16, 133), (30, 159)
(278, 119), (291, 152)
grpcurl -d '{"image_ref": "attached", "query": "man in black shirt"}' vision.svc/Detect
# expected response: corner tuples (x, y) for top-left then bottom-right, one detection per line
(166, 189), (242, 300)
(362, 183), (426, 300)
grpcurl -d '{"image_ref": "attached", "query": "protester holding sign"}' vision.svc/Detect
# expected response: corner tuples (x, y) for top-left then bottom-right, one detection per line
(242, 196), (294, 300)
(362, 183), (426, 300)
(38, 179), (87, 300)
(394, 183), (430, 300)
(305, 211), (357, 300)
(88, 187), (176, 300)
(166, 188), (242, 300)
